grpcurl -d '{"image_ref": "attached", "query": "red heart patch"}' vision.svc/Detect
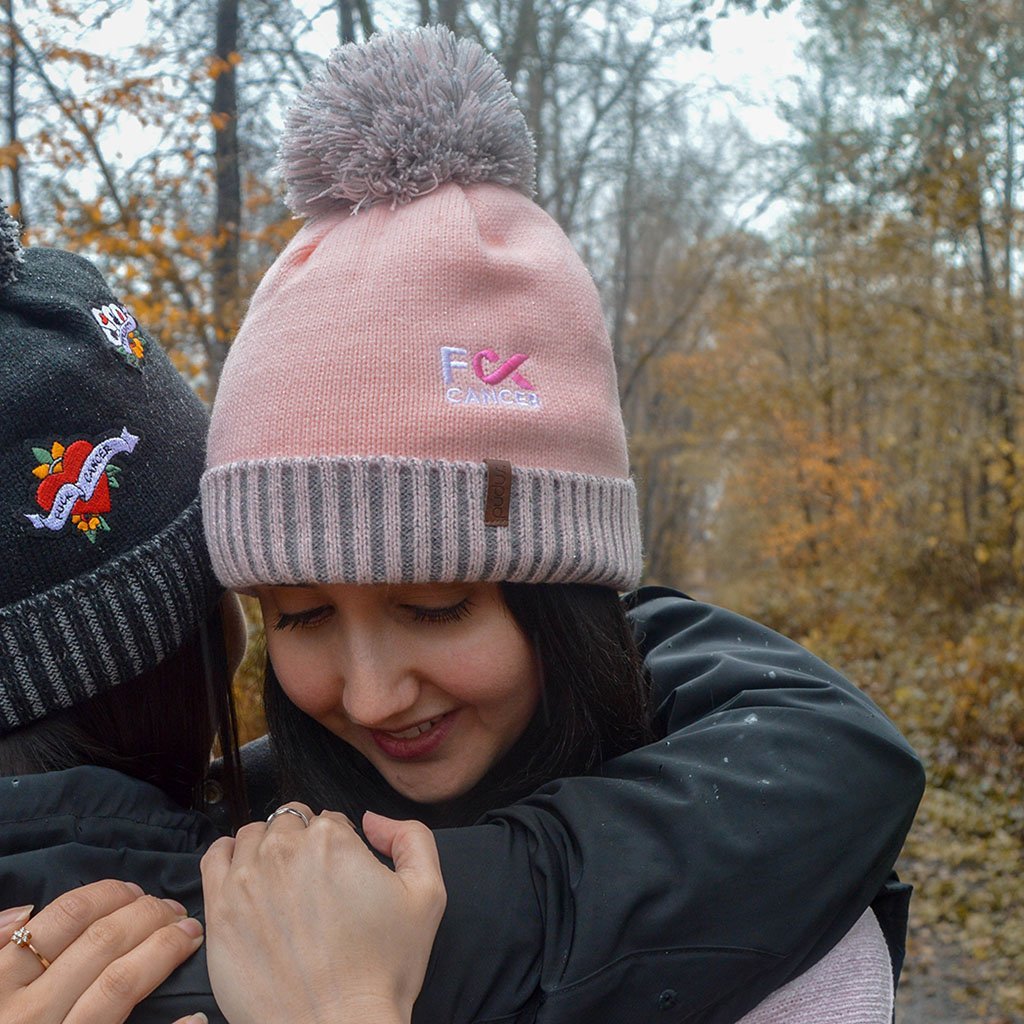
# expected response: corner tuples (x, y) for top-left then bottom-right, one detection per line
(36, 440), (112, 516)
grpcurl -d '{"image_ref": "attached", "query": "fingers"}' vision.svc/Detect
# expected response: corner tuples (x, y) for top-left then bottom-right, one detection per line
(27, 897), (194, 1021)
(172, 1015), (209, 1024)
(361, 810), (403, 858)
(202, 804), (352, 909)
(223, 801), (317, 871)
(362, 814), (446, 914)
(63, 916), (204, 1024)
(199, 836), (236, 895)
(0, 880), (144, 989)
(0, 905), (33, 945)
(314, 809), (359, 835)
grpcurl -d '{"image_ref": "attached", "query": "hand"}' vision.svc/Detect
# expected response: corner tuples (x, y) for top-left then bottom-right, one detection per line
(201, 804), (447, 1024)
(0, 880), (206, 1024)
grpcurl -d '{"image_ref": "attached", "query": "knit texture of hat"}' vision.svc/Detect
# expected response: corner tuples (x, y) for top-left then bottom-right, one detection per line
(203, 26), (641, 590)
(0, 220), (220, 734)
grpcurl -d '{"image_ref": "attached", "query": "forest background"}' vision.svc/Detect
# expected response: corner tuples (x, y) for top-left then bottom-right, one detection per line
(7, 0), (1022, 1020)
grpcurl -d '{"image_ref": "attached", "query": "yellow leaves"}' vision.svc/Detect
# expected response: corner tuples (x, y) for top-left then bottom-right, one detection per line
(975, 543), (991, 565)
(44, 45), (114, 76)
(50, 441), (64, 459)
(209, 111), (232, 132)
(206, 52), (243, 79)
(31, 464), (49, 480)
(0, 142), (26, 170)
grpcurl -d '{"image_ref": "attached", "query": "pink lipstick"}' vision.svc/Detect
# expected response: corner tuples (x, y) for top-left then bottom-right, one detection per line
(370, 710), (457, 760)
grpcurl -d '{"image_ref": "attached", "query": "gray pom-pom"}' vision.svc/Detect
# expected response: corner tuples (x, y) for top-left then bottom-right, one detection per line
(281, 26), (535, 216)
(0, 204), (24, 287)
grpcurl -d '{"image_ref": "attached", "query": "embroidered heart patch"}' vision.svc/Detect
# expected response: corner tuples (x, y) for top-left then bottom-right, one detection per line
(36, 441), (112, 516)
(28, 429), (138, 542)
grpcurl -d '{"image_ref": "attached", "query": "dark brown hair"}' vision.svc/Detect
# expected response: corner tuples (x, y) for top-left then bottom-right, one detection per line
(264, 582), (652, 827)
(0, 610), (245, 828)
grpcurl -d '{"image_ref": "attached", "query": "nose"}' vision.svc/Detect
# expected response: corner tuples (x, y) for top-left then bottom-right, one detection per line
(337, 634), (420, 729)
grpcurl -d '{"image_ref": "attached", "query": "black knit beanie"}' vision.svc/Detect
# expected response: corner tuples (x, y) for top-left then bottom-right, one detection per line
(0, 207), (221, 734)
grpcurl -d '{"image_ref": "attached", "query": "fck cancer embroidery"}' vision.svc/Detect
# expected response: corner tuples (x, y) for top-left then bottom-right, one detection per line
(91, 303), (145, 369)
(27, 428), (139, 542)
(440, 346), (542, 409)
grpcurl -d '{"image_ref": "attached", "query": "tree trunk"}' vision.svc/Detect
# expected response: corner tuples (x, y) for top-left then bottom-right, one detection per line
(354, 0), (375, 38)
(2, 0), (24, 227)
(210, 0), (241, 398)
(437, 0), (459, 30)
(610, 84), (640, 373)
(337, 0), (355, 44)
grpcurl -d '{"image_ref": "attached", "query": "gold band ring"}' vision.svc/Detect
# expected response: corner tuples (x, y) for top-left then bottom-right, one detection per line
(11, 926), (51, 970)
(266, 806), (311, 828)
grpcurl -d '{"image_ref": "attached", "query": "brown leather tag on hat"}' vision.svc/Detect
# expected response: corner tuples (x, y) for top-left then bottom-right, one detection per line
(484, 459), (512, 527)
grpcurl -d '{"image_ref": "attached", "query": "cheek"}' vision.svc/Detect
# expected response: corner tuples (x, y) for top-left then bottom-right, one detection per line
(266, 636), (340, 721)
(506, 656), (541, 729)
(465, 627), (540, 726)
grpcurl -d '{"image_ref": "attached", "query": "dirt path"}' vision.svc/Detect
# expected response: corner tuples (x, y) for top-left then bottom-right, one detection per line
(898, 970), (972, 1024)
(897, 948), (1022, 1024)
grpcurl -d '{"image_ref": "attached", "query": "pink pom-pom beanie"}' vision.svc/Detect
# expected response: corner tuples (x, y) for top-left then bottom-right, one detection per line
(202, 26), (641, 590)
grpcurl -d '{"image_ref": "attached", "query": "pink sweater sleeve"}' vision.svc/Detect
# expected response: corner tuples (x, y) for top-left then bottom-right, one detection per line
(736, 911), (894, 1024)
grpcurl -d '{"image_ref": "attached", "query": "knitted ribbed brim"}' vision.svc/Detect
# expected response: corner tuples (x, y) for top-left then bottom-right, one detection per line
(0, 500), (219, 733)
(202, 456), (641, 591)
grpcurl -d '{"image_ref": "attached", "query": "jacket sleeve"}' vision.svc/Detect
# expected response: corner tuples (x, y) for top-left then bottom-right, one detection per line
(418, 587), (925, 1024)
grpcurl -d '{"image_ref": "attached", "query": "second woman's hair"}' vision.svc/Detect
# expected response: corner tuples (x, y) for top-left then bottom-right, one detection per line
(264, 583), (652, 827)
(0, 609), (246, 827)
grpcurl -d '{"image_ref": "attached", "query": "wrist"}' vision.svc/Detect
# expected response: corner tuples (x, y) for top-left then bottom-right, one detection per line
(319, 993), (410, 1024)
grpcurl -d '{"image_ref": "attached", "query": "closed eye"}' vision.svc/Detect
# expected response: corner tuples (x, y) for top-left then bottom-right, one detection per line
(406, 598), (473, 625)
(274, 605), (333, 631)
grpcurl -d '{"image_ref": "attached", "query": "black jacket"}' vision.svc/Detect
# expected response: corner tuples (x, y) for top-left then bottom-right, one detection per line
(224, 588), (925, 1024)
(1, 590), (924, 1024)
(0, 766), (226, 1024)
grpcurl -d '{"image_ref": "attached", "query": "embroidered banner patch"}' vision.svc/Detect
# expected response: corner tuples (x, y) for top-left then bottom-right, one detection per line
(26, 428), (139, 542)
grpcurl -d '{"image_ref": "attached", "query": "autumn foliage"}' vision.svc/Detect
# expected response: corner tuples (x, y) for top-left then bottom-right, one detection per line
(7, 0), (1024, 1019)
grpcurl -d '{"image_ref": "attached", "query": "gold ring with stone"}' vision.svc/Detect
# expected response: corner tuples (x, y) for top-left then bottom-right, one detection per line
(11, 926), (51, 970)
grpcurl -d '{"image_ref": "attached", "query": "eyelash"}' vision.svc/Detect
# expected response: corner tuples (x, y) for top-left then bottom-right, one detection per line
(274, 606), (332, 631)
(273, 598), (473, 630)
(407, 598), (473, 624)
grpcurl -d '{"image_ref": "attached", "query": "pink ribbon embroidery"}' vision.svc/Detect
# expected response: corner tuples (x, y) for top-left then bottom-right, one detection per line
(472, 350), (534, 391)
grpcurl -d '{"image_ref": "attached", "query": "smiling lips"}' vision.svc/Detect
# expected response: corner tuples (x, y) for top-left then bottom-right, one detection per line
(370, 711), (457, 760)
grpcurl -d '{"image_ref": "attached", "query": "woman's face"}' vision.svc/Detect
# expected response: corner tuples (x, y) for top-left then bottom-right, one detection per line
(257, 581), (540, 804)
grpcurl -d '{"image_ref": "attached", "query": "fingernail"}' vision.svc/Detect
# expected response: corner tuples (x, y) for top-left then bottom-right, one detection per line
(0, 904), (33, 929)
(162, 898), (188, 917)
(185, 1014), (209, 1024)
(125, 881), (145, 897)
(175, 917), (204, 940)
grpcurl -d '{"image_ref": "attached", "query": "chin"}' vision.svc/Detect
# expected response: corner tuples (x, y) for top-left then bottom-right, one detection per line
(388, 773), (479, 806)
